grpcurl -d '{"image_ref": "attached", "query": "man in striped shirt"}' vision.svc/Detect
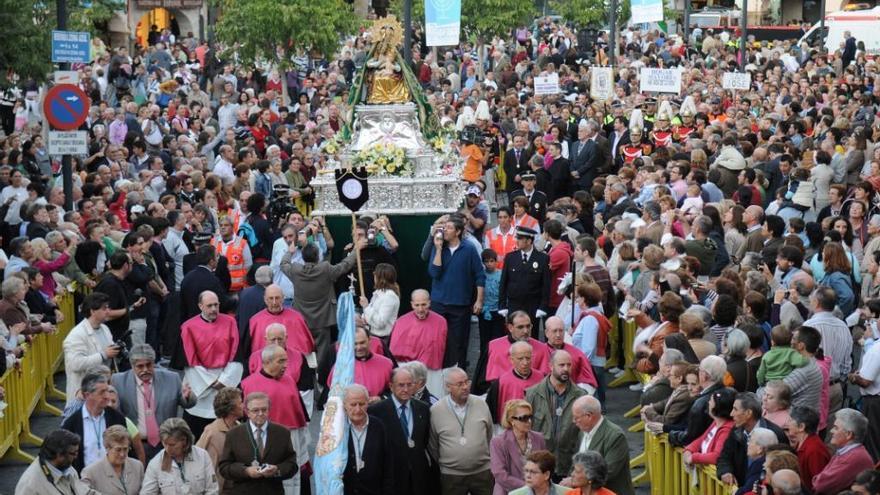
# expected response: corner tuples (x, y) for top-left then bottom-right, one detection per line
(803, 287), (852, 417)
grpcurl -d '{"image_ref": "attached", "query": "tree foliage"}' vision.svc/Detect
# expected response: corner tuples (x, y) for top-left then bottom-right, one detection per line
(461, 0), (534, 41)
(212, 0), (361, 69)
(0, 0), (52, 84)
(549, 0), (607, 29)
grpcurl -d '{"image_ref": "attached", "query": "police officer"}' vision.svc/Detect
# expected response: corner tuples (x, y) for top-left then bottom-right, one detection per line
(498, 226), (551, 338)
(508, 173), (548, 223)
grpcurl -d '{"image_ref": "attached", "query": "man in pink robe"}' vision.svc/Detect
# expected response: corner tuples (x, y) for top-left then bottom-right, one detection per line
(485, 311), (551, 384)
(390, 289), (447, 396)
(248, 324), (309, 385)
(241, 344), (311, 495)
(328, 327), (393, 400)
(249, 284), (315, 356)
(488, 341), (545, 421)
(545, 316), (597, 392)
(181, 290), (243, 438)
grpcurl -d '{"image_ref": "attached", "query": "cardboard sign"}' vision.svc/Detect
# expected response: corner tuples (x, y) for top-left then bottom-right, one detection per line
(722, 72), (751, 90)
(639, 68), (682, 94)
(534, 73), (560, 96)
(590, 67), (614, 101)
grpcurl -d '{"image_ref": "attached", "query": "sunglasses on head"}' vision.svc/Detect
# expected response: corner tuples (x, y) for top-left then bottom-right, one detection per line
(512, 414), (533, 422)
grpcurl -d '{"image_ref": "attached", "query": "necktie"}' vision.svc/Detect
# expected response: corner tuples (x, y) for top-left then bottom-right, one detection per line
(399, 404), (410, 438)
(523, 252), (528, 263)
(142, 379), (161, 446)
(515, 150), (521, 162)
(255, 427), (265, 458)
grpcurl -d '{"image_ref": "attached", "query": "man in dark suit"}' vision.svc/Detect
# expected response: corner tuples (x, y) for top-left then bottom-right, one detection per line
(498, 226), (551, 333)
(546, 142), (571, 202)
(503, 134), (532, 192)
(112, 343), (196, 459)
(509, 173), (548, 222)
(218, 391), (298, 494)
(60, 373), (127, 473)
(604, 182), (636, 220)
(235, 265), (271, 363)
(367, 367), (435, 495)
(609, 116), (630, 171)
(569, 121), (601, 190)
(843, 30), (857, 68)
(170, 243), (231, 370)
(183, 231), (231, 292)
(571, 395), (633, 495)
(716, 392), (788, 487)
(343, 384), (394, 494)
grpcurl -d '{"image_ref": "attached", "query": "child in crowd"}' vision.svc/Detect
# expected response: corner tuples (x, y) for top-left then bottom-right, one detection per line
(479, 248), (504, 355)
(756, 325), (808, 386)
(680, 183), (704, 219)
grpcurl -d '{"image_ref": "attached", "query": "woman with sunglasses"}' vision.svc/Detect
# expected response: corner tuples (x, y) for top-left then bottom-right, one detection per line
(490, 399), (547, 494)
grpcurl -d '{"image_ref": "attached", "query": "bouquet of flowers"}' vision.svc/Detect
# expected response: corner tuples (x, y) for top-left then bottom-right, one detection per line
(353, 142), (413, 177)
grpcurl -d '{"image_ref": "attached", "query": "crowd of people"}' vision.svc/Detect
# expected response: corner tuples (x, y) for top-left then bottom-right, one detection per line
(4, 6), (880, 495)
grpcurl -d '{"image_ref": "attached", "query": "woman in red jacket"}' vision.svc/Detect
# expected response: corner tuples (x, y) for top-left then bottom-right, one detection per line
(683, 387), (737, 467)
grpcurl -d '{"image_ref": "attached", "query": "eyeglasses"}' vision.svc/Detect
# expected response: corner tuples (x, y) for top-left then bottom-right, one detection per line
(512, 414), (533, 422)
(523, 468), (544, 475)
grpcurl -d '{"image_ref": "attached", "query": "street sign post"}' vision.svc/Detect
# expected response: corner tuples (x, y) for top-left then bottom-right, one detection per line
(54, 71), (80, 85)
(43, 84), (90, 131)
(51, 30), (90, 64)
(48, 131), (88, 155)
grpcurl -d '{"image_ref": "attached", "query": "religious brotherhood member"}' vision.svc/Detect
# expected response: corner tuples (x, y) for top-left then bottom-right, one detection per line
(498, 226), (551, 331)
(248, 323), (315, 412)
(544, 316), (597, 393)
(329, 327), (393, 400)
(342, 384), (394, 494)
(181, 290), (243, 440)
(390, 289), (447, 397)
(483, 311), (551, 384)
(248, 284), (314, 356)
(241, 344), (310, 495)
(487, 341), (545, 423)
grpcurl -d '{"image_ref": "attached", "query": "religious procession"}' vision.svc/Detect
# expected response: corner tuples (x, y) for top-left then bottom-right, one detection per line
(2, 0), (880, 494)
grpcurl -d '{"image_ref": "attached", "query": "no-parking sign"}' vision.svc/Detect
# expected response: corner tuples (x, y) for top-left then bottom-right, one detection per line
(43, 84), (90, 131)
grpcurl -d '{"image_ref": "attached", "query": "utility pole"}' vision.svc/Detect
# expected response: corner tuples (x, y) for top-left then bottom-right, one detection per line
(57, 0), (74, 211)
(820, 0), (826, 31)
(740, 0), (748, 71)
(609, 0), (617, 68)
(403, 0), (412, 65)
(684, 0), (691, 45)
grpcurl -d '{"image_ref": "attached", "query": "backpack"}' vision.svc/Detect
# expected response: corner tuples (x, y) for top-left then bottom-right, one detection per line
(237, 216), (258, 248)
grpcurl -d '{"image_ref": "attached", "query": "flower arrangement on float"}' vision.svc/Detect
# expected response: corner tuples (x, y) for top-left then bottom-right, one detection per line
(352, 142), (413, 177)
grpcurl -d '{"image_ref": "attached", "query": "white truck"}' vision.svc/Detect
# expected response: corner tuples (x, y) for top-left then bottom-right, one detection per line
(799, 7), (880, 53)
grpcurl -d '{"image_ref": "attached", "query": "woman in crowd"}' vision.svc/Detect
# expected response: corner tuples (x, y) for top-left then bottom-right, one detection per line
(724, 328), (758, 392)
(511, 450), (566, 495)
(820, 241), (856, 315)
(511, 195), (541, 233)
(683, 387), (737, 467)
(735, 428), (782, 495)
(632, 292), (686, 375)
(643, 362), (696, 433)
(761, 380), (793, 428)
(491, 399), (547, 495)
(358, 262), (401, 345)
(195, 387), (242, 493)
(81, 424), (145, 495)
(29, 237), (73, 299)
(141, 418), (218, 495)
(565, 451), (616, 495)
(678, 312), (716, 361)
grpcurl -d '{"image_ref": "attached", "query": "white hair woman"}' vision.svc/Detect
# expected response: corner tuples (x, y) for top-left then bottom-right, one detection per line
(140, 418), (218, 494)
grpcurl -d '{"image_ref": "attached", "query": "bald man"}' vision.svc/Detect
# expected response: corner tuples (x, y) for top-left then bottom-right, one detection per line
(771, 469), (801, 495)
(487, 341), (545, 424)
(181, 290), (243, 439)
(737, 205), (766, 262)
(247, 324), (313, 402)
(249, 284), (315, 358)
(390, 289), (448, 396)
(570, 395), (633, 495)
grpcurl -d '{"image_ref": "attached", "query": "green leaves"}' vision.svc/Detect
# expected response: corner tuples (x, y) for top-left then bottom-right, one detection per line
(212, 0), (360, 69)
(549, 0), (607, 29)
(0, 0), (51, 84)
(461, 0), (533, 40)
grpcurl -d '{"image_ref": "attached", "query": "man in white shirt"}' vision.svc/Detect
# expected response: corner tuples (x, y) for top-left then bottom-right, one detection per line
(162, 210), (190, 291)
(804, 287), (853, 417)
(213, 145), (236, 186)
(59, 372), (127, 473)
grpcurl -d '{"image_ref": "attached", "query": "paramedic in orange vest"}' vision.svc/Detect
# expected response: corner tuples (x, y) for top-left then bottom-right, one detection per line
(483, 206), (517, 268)
(571, 281), (610, 411)
(211, 216), (252, 292)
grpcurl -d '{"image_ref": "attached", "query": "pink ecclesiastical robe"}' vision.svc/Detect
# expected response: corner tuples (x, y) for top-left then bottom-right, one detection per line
(389, 310), (448, 370)
(241, 370), (308, 429)
(334, 336), (386, 357)
(181, 314), (243, 419)
(248, 348), (304, 384)
(495, 369), (544, 418)
(182, 313), (239, 368)
(485, 336), (551, 382)
(548, 342), (598, 388)
(327, 353), (393, 397)
(249, 308), (315, 355)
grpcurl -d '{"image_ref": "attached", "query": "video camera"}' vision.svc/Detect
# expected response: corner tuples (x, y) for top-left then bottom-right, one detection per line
(269, 184), (298, 227)
(459, 125), (485, 145)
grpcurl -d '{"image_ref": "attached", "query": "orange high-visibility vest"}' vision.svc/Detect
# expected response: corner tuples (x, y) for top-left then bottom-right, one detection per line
(212, 235), (248, 291)
(485, 227), (517, 268)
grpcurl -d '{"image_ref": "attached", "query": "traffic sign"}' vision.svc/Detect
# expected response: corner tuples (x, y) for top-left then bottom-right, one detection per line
(54, 71), (80, 85)
(43, 84), (90, 131)
(48, 131), (88, 155)
(52, 31), (90, 64)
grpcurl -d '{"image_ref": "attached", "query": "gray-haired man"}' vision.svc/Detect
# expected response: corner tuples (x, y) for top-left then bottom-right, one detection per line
(111, 343), (195, 459)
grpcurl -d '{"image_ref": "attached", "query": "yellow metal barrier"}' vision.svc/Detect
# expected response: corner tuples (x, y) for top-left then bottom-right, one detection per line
(609, 319), (639, 387)
(606, 315), (621, 369)
(0, 290), (77, 462)
(638, 429), (738, 495)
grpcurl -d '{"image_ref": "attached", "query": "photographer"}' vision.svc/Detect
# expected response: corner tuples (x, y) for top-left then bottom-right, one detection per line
(343, 221), (396, 299)
(94, 252), (147, 356)
(62, 292), (117, 409)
